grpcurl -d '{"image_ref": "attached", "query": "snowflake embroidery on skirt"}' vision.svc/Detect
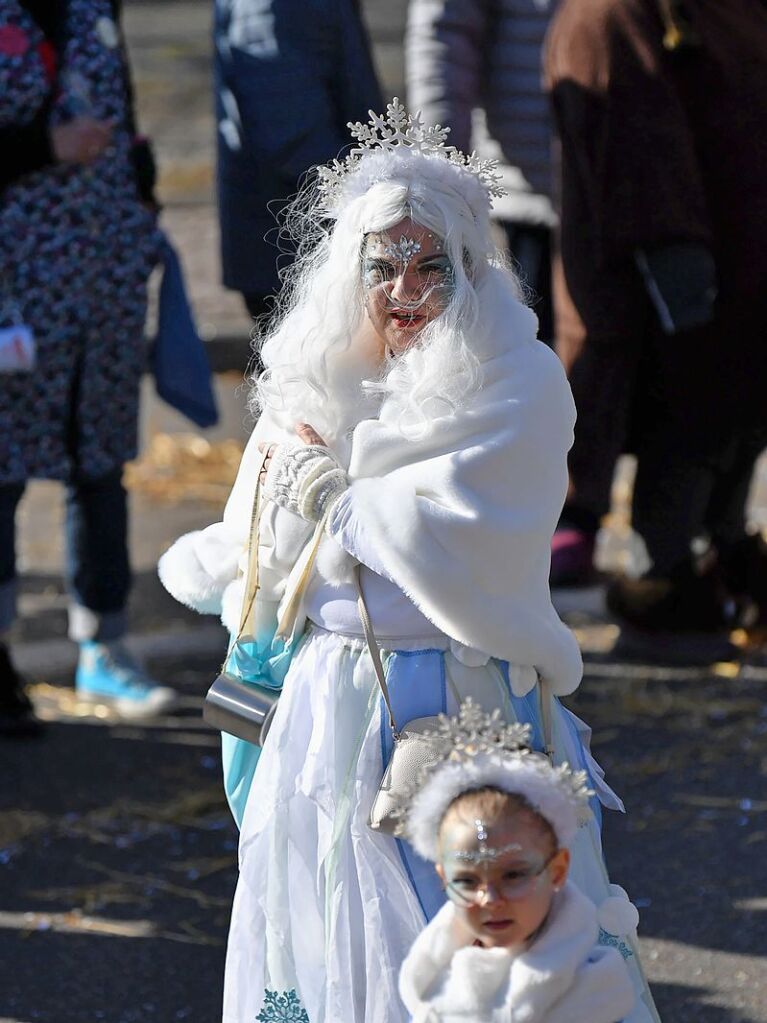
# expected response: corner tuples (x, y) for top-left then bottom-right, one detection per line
(598, 927), (634, 961)
(255, 988), (310, 1022)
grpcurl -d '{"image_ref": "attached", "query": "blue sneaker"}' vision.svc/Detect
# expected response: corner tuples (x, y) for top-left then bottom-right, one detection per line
(76, 641), (177, 719)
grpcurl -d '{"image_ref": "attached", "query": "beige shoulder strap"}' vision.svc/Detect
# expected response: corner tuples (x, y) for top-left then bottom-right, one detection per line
(275, 512), (330, 640)
(538, 676), (555, 762)
(236, 447), (270, 639)
(353, 563), (400, 737)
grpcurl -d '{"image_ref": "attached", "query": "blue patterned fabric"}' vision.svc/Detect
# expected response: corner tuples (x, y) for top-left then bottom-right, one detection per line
(598, 927), (635, 962)
(0, 0), (162, 483)
(256, 988), (309, 1022)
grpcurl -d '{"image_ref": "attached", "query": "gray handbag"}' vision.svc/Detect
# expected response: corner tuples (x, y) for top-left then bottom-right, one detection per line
(203, 448), (276, 745)
(203, 450), (326, 746)
(202, 669), (280, 747)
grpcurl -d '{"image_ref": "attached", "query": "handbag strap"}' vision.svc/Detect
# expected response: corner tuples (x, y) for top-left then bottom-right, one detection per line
(236, 446), (270, 640)
(275, 510), (331, 640)
(353, 565), (469, 739)
(353, 564), (401, 738)
(539, 675), (555, 762)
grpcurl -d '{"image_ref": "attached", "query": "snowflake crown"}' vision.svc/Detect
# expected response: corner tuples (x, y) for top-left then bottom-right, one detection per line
(316, 98), (504, 216)
(400, 699), (594, 860)
(427, 698), (533, 761)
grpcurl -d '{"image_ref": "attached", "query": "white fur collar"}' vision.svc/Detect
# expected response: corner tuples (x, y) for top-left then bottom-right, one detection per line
(399, 884), (635, 1023)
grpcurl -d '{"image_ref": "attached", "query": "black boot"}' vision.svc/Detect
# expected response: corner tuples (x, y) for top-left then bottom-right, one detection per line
(717, 532), (767, 626)
(606, 557), (731, 633)
(0, 642), (42, 736)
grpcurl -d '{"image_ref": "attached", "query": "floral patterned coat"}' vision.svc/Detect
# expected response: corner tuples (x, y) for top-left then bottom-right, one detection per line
(0, 0), (161, 483)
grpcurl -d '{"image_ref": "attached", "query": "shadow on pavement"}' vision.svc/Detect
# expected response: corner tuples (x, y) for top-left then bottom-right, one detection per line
(0, 711), (237, 1023)
(651, 981), (761, 1023)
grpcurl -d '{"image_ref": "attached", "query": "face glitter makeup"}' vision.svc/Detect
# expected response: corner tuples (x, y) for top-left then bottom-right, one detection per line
(382, 235), (422, 264)
(451, 840), (523, 864)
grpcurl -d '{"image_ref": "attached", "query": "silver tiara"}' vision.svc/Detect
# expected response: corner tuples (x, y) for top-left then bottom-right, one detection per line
(392, 700), (594, 853)
(425, 700), (593, 809)
(431, 698), (533, 762)
(316, 98), (505, 209)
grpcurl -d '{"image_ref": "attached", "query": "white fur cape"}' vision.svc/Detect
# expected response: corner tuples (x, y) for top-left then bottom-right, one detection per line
(159, 276), (582, 694)
(399, 882), (635, 1023)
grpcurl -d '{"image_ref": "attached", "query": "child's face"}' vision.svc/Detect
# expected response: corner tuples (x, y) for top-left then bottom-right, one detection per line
(436, 808), (570, 950)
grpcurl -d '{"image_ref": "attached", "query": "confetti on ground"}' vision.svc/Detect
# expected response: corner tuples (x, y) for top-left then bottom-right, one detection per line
(125, 433), (244, 504)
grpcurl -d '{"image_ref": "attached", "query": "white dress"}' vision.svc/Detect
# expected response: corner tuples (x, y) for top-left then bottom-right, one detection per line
(221, 582), (657, 1023)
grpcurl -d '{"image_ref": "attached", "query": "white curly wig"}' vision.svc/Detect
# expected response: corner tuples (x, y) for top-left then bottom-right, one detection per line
(404, 752), (592, 862)
(250, 113), (526, 445)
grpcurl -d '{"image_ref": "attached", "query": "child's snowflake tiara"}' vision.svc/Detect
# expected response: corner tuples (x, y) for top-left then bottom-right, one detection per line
(399, 699), (594, 861)
(316, 98), (505, 218)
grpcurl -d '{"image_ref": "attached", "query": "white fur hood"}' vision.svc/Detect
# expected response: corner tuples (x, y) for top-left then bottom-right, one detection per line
(399, 883), (635, 1023)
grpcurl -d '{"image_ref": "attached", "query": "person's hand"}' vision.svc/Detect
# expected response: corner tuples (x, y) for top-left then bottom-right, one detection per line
(257, 442), (277, 486)
(295, 422), (327, 447)
(50, 116), (114, 165)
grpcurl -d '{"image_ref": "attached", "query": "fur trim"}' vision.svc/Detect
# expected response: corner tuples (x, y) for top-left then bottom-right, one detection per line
(444, 946), (512, 1010)
(315, 533), (356, 588)
(158, 532), (226, 615)
(405, 753), (589, 859)
(221, 577), (246, 635)
(399, 902), (467, 1011)
(597, 887), (640, 936)
(400, 883), (635, 1023)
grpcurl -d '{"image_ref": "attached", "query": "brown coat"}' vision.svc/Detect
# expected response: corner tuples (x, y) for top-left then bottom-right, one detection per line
(544, 0), (767, 514)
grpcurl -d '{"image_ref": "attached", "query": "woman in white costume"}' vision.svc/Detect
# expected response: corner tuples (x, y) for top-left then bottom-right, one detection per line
(159, 101), (659, 1023)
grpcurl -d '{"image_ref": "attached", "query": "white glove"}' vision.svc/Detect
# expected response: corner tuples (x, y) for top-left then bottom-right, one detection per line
(262, 443), (348, 522)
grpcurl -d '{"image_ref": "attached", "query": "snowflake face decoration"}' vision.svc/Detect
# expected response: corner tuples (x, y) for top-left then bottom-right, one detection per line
(360, 228), (455, 320)
(382, 235), (422, 264)
(316, 98), (505, 215)
(256, 988), (310, 1022)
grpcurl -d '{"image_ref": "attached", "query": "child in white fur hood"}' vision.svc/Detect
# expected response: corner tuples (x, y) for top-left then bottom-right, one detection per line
(398, 712), (637, 1023)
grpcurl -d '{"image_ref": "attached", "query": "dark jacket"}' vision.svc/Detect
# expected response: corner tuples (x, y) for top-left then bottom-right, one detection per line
(544, 0), (767, 513)
(214, 0), (382, 295)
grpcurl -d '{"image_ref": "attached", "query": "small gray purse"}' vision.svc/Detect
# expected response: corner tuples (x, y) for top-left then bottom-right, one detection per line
(203, 449), (326, 746)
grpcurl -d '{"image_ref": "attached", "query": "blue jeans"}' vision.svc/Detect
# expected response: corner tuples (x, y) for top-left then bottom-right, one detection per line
(0, 469), (131, 641)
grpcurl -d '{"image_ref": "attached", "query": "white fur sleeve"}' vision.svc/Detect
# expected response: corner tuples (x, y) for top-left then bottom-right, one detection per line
(158, 412), (309, 620)
(157, 522), (244, 615)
